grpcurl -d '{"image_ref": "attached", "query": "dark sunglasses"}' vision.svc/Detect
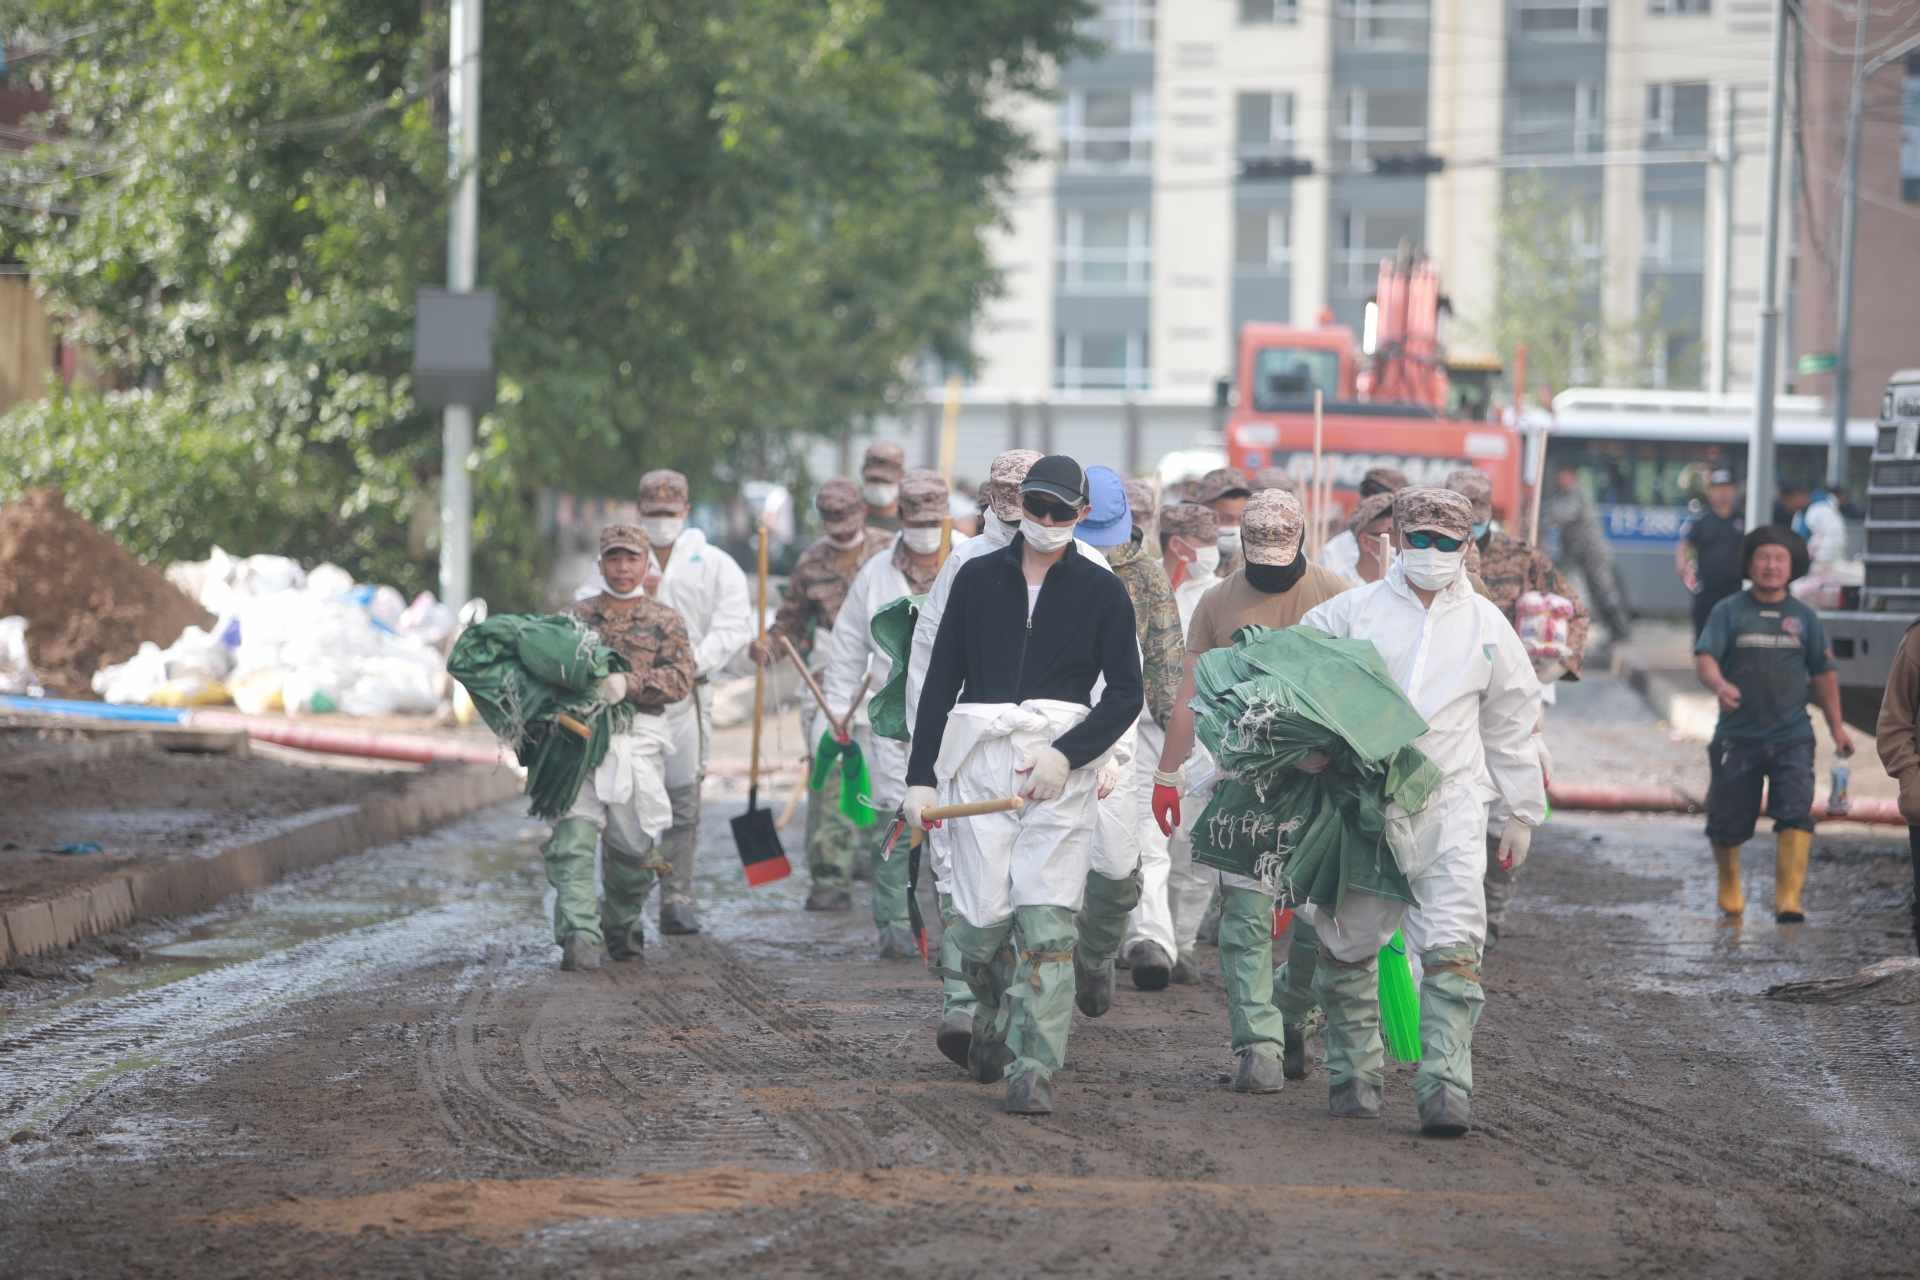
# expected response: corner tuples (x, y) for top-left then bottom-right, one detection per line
(1404, 530), (1466, 552)
(1022, 493), (1081, 523)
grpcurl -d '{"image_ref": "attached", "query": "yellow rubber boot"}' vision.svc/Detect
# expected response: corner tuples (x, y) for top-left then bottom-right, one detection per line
(1774, 829), (1812, 923)
(1712, 844), (1745, 917)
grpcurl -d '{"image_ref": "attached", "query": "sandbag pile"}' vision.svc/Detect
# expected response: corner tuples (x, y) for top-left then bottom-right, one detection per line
(1189, 625), (1440, 911)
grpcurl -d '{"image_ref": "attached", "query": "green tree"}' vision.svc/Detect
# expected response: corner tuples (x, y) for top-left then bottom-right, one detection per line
(0, 0), (1089, 603)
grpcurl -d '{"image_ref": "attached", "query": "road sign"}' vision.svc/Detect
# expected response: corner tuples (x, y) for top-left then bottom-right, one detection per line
(1797, 352), (1838, 375)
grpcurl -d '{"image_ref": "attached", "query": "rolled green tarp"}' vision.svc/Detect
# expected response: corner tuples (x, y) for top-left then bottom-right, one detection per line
(1378, 929), (1420, 1064)
(865, 594), (922, 742)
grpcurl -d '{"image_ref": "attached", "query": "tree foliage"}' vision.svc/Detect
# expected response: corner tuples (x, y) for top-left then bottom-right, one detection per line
(0, 0), (1089, 603)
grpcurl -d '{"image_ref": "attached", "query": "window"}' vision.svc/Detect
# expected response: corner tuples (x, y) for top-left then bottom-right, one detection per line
(1061, 89), (1154, 171)
(1644, 201), (1705, 269)
(1649, 0), (1709, 15)
(1055, 330), (1150, 392)
(1334, 209), (1424, 290)
(1337, 88), (1426, 167)
(1510, 83), (1604, 155)
(1252, 347), (1342, 407)
(1236, 91), (1297, 160)
(1646, 82), (1709, 148)
(1576, 82), (1606, 154)
(1336, 1), (1430, 51)
(1902, 53), (1919, 201)
(1057, 208), (1151, 291)
(1517, 0), (1607, 40)
(1240, 0), (1300, 22)
(1086, 0), (1156, 51)
(1235, 207), (1291, 271)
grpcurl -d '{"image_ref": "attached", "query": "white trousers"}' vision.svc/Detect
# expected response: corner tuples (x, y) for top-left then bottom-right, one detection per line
(662, 684), (712, 790)
(1090, 723), (1140, 879)
(564, 720), (675, 854)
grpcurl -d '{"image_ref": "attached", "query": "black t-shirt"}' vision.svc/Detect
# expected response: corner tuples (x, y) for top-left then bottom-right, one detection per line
(1686, 509), (1745, 592)
(1693, 592), (1833, 745)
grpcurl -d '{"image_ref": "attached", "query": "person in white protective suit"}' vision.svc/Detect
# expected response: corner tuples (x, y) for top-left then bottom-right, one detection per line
(578, 469), (754, 935)
(546, 524), (698, 970)
(1125, 501), (1221, 987)
(1316, 466), (1409, 583)
(905, 448), (1113, 1072)
(905, 453), (1143, 1116)
(1297, 486), (1545, 1137)
(820, 469), (964, 958)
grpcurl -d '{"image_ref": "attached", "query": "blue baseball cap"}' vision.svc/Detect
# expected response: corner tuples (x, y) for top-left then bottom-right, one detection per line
(1078, 466), (1133, 548)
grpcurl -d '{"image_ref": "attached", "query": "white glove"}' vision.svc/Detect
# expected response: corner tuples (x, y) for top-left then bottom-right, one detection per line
(905, 785), (941, 831)
(1096, 760), (1122, 799)
(596, 673), (629, 705)
(1496, 818), (1533, 872)
(1014, 746), (1071, 802)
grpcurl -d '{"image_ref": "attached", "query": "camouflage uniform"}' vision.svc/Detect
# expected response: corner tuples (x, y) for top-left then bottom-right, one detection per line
(1124, 477), (1160, 547)
(862, 441), (906, 533)
(1100, 530), (1185, 728)
(545, 525), (699, 964)
(770, 479), (891, 903)
(1546, 485), (1633, 640)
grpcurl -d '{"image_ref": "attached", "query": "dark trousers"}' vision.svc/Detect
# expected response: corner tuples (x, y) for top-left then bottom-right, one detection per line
(1705, 737), (1815, 845)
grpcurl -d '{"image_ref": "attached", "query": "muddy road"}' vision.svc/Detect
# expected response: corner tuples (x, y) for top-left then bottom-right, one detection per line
(3, 676), (1918, 1278)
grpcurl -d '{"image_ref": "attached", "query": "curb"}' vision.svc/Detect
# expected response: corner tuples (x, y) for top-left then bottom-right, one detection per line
(1612, 653), (1719, 741)
(0, 763), (523, 967)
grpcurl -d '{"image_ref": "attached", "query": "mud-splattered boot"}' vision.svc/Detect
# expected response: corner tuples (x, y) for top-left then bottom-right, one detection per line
(1329, 1079), (1381, 1119)
(560, 934), (603, 972)
(1004, 1070), (1054, 1116)
(1712, 843), (1745, 917)
(877, 923), (918, 960)
(1231, 1048), (1284, 1094)
(1418, 1085), (1472, 1138)
(936, 1010), (973, 1068)
(1126, 940), (1173, 992)
(1774, 829), (1811, 923)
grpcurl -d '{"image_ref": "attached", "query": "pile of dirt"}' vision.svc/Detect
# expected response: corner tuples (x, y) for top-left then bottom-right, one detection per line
(0, 488), (212, 697)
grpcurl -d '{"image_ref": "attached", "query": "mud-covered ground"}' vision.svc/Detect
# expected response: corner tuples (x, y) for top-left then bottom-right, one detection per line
(2, 676), (1917, 1278)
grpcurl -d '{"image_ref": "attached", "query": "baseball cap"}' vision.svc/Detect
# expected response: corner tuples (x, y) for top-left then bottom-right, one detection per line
(1021, 454), (1089, 506)
(1077, 466), (1133, 548)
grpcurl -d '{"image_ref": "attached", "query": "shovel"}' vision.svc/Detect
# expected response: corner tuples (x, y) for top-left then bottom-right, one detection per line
(731, 521), (790, 886)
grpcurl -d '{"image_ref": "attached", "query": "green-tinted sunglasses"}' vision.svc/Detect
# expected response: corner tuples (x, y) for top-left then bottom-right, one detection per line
(1404, 530), (1466, 552)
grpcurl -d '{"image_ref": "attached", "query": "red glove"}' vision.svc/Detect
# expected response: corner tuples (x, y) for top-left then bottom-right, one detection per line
(1151, 783), (1181, 837)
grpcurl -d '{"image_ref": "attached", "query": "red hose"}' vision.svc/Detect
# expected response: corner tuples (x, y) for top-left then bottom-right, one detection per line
(1547, 782), (1905, 826)
(192, 711), (506, 767)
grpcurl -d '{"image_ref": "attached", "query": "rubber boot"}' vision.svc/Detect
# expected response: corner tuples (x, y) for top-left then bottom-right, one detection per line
(1231, 1048), (1285, 1094)
(1219, 888), (1286, 1070)
(1126, 940), (1173, 991)
(1170, 953), (1198, 984)
(1483, 834), (1516, 947)
(659, 781), (702, 934)
(869, 832), (912, 935)
(876, 923), (918, 959)
(946, 913), (1016, 1083)
(1004, 1069), (1054, 1116)
(1314, 946), (1385, 1108)
(937, 1010), (974, 1069)
(561, 934), (603, 972)
(938, 892), (980, 1031)
(1712, 843), (1745, 917)
(1002, 906), (1078, 1099)
(542, 818), (605, 950)
(1773, 829), (1811, 922)
(1414, 945), (1485, 1124)
(804, 757), (858, 903)
(601, 840), (659, 961)
(1273, 916), (1322, 1081)
(1075, 870), (1142, 1017)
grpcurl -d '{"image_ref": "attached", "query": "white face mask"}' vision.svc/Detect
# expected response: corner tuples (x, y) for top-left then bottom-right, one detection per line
(1021, 517), (1077, 553)
(639, 515), (684, 547)
(1188, 546), (1221, 579)
(1400, 546), (1464, 590)
(863, 482), (899, 508)
(901, 525), (943, 555)
(604, 583), (649, 600)
(1217, 527), (1242, 556)
(827, 529), (866, 550)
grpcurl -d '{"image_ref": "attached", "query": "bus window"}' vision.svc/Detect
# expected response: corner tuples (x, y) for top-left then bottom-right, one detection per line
(1252, 347), (1342, 409)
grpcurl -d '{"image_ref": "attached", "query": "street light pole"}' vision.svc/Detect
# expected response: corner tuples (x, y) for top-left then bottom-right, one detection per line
(439, 0), (482, 608)
(1714, 85), (1736, 396)
(1747, 0), (1789, 532)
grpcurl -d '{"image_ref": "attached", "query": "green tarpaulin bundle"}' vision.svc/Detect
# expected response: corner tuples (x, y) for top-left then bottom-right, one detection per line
(809, 732), (882, 827)
(447, 613), (634, 820)
(1190, 625), (1440, 913)
(866, 593), (923, 742)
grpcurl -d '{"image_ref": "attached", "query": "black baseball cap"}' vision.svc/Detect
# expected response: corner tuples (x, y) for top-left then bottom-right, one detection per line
(1708, 469), (1736, 486)
(1021, 454), (1088, 506)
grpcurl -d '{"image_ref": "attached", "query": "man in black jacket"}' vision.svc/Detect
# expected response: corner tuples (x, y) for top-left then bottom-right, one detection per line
(906, 454), (1144, 1115)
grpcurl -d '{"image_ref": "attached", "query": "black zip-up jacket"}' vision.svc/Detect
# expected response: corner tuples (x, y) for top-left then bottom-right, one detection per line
(907, 536), (1144, 788)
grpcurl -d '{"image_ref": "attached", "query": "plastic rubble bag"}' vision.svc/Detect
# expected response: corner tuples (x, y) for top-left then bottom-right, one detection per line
(338, 656), (441, 717)
(162, 625), (234, 680)
(283, 665), (344, 715)
(344, 583), (407, 630)
(0, 616), (42, 696)
(447, 613), (635, 819)
(229, 667), (288, 715)
(236, 553), (305, 596)
(93, 643), (171, 705)
(305, 563), (355, 599)
(397, 591), (458, 646)
(147, 675), (232, 708)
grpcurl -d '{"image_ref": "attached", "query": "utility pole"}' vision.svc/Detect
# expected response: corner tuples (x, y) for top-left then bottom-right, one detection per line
(439, 0), (483, 608)
(1831, 23), (1920, 487)
(1747, 0), (1789, 532)
(1714, 85), (1737, 395)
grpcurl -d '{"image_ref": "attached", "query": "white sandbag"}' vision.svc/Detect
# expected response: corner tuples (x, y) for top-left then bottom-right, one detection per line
(0, 616), (40, 696)
(162, 625), (234, 680)
(305, 563), (355, 599)
(93, 642), (170, 705)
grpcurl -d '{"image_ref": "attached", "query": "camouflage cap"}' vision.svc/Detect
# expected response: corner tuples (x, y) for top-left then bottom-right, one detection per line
(1348, 491), (1396, 534)
(862, 440), (906, 483)
(1359, 466), (1411, 496)
(899, 468), (950, 523)
(1443, 467), (1492, 504)
(1242, 489), (1305, 567)
(1164, 479), (1201, 504)
(1123, 477), (1157, 522)
(985, 449), (1044, 520)
(814, 477), (865, 537)
(1194, 466), (1253, 505)
(1159, 502), (1218, 545)
(637, 469), (691, 511)
(599, 523), (650, 558)
(1393, 486), (1474, 539)
(1251, 466), (1299, 495)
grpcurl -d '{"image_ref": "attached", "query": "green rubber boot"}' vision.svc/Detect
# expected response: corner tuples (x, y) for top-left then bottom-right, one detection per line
(600, 838), (659, 961)
(870, 830), (912, 931)
(1218, 887), (1286, 1070)
(805, 757), (860, 899)
(542, 818), (604, 947)
(1004, 905), (1079, 1095)
(1074, 869), (1142, 1017)
(1273, 916), (1322, 1080)
(939, 892), (980, 1024)
(945, 912), (1016, 1083)
(1414, 944), (1485, 1107)
(1314, 944), (1385, 1093)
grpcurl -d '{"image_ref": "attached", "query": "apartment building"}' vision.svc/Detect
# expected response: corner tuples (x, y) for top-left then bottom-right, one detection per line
(967, 0), (1786, 401)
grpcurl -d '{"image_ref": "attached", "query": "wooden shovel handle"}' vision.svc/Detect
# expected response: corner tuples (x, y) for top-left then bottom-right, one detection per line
(553, 713), (592, 740)
(923, 796), (1024, 821)
(778, 634), (851, 739)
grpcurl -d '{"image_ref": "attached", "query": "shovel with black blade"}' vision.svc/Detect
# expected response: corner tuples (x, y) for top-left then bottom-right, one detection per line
(732, 521), (789, 886)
